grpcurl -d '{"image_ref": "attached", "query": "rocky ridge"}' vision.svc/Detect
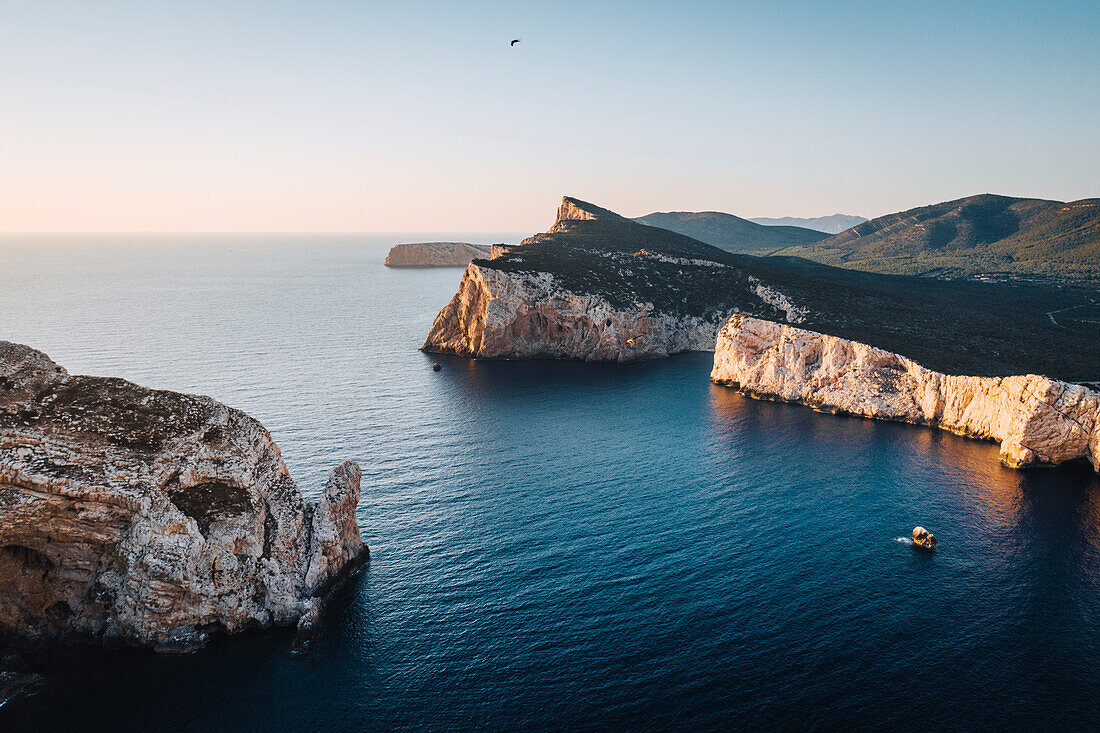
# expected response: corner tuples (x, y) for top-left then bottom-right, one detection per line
(711, 315), (1100, 471)
(0, 341), (367, 651)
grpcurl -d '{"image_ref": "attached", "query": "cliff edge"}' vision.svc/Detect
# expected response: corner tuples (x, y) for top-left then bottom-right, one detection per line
(0, 341), (368, 651)
(711, 315), (1100, 471)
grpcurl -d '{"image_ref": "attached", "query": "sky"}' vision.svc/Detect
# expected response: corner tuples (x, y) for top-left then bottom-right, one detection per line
(1, 0), (1097, 232)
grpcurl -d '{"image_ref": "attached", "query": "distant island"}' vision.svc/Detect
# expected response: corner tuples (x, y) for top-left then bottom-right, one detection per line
(748, 214), (868, 234)
(634, 210), (827, 254)
(384, 242), (491, 267)
(770, 194), (1100, 285)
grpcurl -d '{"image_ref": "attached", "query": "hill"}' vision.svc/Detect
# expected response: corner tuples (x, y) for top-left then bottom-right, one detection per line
(425, 196), (1100, 380)
(633, 210), (827, 254)
(771, 194), (1100, 285)
(749, 214), (867, 234)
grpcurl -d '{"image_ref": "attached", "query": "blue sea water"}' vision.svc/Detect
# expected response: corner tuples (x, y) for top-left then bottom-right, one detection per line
(1, 235), (1100, 731)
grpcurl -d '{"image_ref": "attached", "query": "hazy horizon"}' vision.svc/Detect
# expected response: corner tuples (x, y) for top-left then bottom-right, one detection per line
(2, 1), (1097, 232)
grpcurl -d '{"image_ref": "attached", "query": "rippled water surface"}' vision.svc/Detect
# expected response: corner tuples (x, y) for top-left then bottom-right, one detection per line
(2, 235), (1100, 730)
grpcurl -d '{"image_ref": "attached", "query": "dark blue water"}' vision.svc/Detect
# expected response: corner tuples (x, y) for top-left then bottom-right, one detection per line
(2, 236), (1100, 730)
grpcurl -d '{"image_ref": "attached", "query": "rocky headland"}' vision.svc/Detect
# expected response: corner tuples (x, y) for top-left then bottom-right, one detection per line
(423, 197), (815, 362)
(0, 341), (368, 653)
(423, 196), (1100, 380)
(711, 315), (1100, 471)
(384, 242), (491, 267)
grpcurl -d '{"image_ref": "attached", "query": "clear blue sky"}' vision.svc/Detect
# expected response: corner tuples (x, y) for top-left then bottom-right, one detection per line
(1, 0), (1097, 231)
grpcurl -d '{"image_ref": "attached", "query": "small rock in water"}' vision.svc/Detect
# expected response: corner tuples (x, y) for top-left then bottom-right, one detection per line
(293, 599), (325, 652)
(912, 526), (937, 551)
(432, 363), (442, 371)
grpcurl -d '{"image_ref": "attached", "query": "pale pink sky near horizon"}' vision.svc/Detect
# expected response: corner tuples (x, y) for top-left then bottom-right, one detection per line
(2, 1), (1097, 233)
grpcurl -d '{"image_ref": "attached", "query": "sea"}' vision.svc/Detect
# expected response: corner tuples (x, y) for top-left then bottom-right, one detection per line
(1, 234), (1099, 731)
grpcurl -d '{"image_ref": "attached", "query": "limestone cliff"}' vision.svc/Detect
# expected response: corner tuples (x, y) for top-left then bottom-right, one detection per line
(423, 261), (730, 362)
(384, 242), (491, 267)
(711, 315), (1100, 471)
(0, 341), (368, 651)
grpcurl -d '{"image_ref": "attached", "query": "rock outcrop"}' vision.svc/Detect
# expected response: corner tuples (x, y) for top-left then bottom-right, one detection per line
(711, 315), (1100, 471)
(912, 527), (937, 551)
(384, 242), (491, 267)
(0, 341), (368, 651)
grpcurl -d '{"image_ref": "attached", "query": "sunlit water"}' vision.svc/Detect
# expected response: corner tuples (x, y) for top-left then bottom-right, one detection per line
(2, 235), (1100, 730)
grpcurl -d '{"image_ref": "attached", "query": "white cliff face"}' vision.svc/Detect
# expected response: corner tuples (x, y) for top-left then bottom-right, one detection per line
(0, 341), (367, 651)
(423, 262), (730, 362)
(711, 315), (1100, 471)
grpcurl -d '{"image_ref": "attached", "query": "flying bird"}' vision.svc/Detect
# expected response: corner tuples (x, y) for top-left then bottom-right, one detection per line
(510, 38), (521, 46)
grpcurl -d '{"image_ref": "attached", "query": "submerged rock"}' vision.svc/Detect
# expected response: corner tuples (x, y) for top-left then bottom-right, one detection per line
(711, 315), (1100, 471)
(0, 341), (368, 650)
(912, 527), (937, 551)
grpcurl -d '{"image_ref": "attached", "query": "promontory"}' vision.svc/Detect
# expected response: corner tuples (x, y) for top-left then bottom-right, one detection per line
(0, 341), (367, 652)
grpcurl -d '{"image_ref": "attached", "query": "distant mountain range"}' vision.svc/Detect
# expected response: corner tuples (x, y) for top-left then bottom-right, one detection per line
(749, 214), (868, 234)
(633, 211), (827, 254)
(771, 194), (1100, 285)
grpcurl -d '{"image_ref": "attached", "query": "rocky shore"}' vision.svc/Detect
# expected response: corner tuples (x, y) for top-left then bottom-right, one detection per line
(384, 242), (491, 267)
(711, 315), (1100, 470)
(0, 341), (368, 653)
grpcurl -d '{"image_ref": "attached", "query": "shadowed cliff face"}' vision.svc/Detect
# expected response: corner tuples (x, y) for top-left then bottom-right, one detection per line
(423, 197), (1100, 379)
(712, 315), (1100, 472)
(0, 341), (367, 651)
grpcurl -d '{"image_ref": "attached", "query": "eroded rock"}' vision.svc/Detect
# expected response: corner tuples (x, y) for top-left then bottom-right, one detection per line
(0, 341), (368, 650)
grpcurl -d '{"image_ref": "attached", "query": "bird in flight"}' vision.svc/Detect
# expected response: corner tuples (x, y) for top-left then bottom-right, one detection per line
(510, 38), (521, 46)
